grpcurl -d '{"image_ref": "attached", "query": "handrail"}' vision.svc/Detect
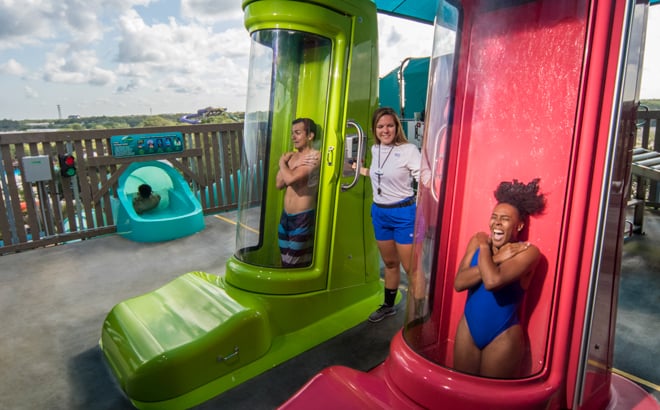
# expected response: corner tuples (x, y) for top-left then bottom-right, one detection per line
(430, 125), (447, 202)
(342, 120), (365, 191)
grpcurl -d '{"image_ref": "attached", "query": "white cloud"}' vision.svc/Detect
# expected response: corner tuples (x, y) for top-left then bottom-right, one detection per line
(117, 18), (172, 62)
(116, 78), (143, 93)
(0, 1), (54, 49)
(377, 14), (434, 77)
(24, 85), (38, 99)
(60, 5), (105, 45)
(181, 0), (243, 24)
(117, 11), (248, 64)
(640, 6), (660, 99)
(114, 9), (249, 100)
(42, 46), (116, 85)
(0, 58), (25, 75)
(0, 0), (158, 51)
(88, 66), (116, 85)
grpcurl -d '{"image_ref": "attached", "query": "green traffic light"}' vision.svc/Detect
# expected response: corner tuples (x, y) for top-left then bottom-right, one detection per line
(58, 154), (76, 177)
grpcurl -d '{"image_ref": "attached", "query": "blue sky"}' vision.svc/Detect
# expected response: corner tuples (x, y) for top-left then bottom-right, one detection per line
(0, 1), (657, 120)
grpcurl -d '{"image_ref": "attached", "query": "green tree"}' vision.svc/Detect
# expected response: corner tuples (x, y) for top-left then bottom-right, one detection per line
(138, 116), (178, 127)
(0, 119), (20, 131)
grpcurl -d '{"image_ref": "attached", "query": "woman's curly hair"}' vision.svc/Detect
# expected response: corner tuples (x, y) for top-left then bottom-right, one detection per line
(494, 178), (546, 220)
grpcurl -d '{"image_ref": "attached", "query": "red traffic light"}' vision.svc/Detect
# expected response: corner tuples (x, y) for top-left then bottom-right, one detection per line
(58, 154), (77, 177)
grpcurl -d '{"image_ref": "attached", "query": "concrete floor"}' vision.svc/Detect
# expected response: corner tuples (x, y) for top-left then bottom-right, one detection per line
(614, 208), (660, 403)
(0, 209), (658, 409)
(0, 211), (404, 410)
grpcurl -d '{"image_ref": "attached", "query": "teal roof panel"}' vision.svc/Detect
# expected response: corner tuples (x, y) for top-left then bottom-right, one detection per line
(374, 0), (437, 24)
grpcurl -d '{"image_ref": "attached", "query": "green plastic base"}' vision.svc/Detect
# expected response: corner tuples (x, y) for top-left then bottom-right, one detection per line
(101, 271), (383, 409)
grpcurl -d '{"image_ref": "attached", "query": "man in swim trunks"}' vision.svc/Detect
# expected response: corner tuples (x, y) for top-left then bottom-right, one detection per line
(276, 118), (320, 268)
(453, 179), (546, 378)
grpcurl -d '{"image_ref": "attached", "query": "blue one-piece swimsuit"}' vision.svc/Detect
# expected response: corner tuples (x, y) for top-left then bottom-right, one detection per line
(464, 248), (524, 350)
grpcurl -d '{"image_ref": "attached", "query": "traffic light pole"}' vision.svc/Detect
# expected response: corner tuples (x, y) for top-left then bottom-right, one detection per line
(36, 181), (51, 236)
(65, 142), (84, 231)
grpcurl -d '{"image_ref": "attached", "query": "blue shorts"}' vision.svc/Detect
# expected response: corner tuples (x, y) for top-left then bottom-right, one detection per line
(371, 198), (416, 244)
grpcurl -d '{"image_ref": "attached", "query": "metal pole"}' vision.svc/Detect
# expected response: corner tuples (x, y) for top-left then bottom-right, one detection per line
(0, 159), (19, 244)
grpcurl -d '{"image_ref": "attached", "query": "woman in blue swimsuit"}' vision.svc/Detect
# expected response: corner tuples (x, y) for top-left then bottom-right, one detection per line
(453, 179), (546, 378)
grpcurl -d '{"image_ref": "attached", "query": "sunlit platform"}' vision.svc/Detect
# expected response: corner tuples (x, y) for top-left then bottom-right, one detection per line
(0, 209), (657, 409)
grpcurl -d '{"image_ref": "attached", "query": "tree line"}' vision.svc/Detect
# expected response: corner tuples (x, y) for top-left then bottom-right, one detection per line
(0, 111), (245, 133)
(2, 99), (658, 134)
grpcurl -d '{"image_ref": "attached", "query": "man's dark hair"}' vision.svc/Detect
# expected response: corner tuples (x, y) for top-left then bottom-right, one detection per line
(293, 117), (317, 137)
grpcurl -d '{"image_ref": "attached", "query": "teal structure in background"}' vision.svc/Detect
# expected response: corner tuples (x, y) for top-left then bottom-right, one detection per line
(379, 56), (430, 147)
(379, 56), (430, 119)
(379, 66), (401, 112)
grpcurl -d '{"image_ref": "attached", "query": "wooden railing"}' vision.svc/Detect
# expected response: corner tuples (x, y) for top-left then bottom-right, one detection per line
(633, 108), (660, 207)
(0, 123), (244, 254)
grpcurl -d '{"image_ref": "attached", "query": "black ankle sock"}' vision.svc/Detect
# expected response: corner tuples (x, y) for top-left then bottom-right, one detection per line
(384, 288), (397, 307)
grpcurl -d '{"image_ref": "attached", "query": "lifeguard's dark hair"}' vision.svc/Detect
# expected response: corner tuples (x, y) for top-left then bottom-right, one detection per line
(494, 178), (546, 220)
